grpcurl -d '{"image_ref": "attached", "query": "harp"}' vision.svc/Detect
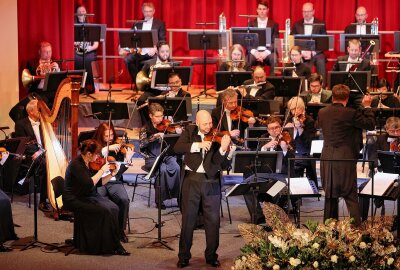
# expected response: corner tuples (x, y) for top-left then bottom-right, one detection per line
(37, 75), (81, 212)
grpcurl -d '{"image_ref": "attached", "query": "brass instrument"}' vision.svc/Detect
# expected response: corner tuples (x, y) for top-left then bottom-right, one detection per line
(21, 59), (57, 88)
(282, 18), (294, 63)
(135, 62), (171, 91)
(118, 47), (142, 56)
(228, 60), (245, 72)
(36, 60), (57, 76)
(21, 69), (44, 88)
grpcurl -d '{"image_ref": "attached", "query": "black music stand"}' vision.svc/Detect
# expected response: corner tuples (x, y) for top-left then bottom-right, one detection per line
(372, 108), (400, 131)
(244, 127), (293, 151)
(148, 97), (190, 122)
(43, 70), (86, 92)
(139, 146), (174, 250)
(267, 76), (303, 97)
(74, 24), (101, 100)
(151, 67), (192, 88)
(340, 34), (380, 53)
(230, 151), (283, 224)
(91, 101), (129, 120)
(162, 134), (181, 156)
(188, 31), (223, 99)
(305, 103), (330, 120)
(294, 34), (333, 51)
(215, 71), (252, 91)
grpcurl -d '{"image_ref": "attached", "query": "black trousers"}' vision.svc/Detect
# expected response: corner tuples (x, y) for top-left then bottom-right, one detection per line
(323, 188), (361, 226)
(179, 171), (221, 262)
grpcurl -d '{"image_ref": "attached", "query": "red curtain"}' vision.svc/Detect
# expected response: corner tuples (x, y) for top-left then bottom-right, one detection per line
(17, 0), (400, 98)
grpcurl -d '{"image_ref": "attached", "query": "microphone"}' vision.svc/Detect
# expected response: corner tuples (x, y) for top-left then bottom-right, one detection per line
(0, 126), (9, 130)
(84, 112), (102, 118)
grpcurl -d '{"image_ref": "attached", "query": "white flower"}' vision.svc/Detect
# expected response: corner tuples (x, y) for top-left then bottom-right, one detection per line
(273, 265), (280, 270)
(313, 261), (319, 268)
(387, 258), (394, 265)
(312, 243), (320, 249)
(331, 255), (338, 263)
(359, 242), (367, 249)
(289, 257), (301, 267)
(349, 255), (355, 262)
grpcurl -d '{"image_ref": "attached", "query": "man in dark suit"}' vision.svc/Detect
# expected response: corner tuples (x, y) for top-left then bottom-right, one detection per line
(332, 39), (371, 72)
(344, 6), (371, 34)
(291, 2), (327, 80)
(318, 84), (375, 226)
(247, 0), (279, 72)
(302, 73), (332, 104)
(241, 66), (275, 101)
(14, 100), (49, 212)
(174, 110), (230, 268)
(119, 2), (167, 82)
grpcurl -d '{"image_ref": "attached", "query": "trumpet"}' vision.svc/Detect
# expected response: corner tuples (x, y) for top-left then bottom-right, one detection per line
(36, 59), (58, 76)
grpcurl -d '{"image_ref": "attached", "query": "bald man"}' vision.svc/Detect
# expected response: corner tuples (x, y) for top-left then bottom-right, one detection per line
(344, 6), (371, 34)
(174, 110), (231, 268)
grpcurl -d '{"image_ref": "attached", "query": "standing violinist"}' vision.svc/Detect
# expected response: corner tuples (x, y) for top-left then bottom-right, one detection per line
(332, 39), (371, 72)
(285, 97), (318, 188)
(92, 122), (133, 243)
(139, 103), (180, 209)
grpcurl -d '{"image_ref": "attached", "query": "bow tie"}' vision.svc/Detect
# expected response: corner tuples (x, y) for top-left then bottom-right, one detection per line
(31, 122), (40, 127)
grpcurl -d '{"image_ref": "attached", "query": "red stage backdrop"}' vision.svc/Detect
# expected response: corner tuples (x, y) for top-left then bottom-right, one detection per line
(17, 0), (399, 98)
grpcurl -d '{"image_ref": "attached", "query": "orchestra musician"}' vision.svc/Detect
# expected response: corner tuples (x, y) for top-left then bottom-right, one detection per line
(371, 79), (400, 108)
(174, 110), (231, 268)
(119, 2), (166, 83)
(63, 139), (130, 256)
(139, 103), (180, 210)
(92, 123), (133, 243)
(241, 66), (275, 100)
(318, 84), (375, 226)
(285, 97), (318, 188)
(344, 6), (371, 34)
(14, 99), (50, 212)
(247, 0), (279, 73)
(74, 4), (99, 93)
(218, 44), (252, 72)
(302, 73), (332, 104)
(291, 2), (328, 80)
(283, 46), (311, 79)
(0, 151), (18, 252)
(332, 39), (371, 72)
(165, 72), (191, 99)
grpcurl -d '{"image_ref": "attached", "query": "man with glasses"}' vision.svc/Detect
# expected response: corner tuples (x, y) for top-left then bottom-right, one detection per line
(302, 73), (332, 104)
(345, 6), (371, 34)
(291, 2), (327, 81)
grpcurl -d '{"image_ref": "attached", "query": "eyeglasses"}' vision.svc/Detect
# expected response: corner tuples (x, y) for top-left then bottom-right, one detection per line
(387, 128), (400, 134)
(268, 125), (281, 131)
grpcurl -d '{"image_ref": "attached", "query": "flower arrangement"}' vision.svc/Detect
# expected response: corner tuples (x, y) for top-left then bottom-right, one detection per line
(234, 202), (400, 270)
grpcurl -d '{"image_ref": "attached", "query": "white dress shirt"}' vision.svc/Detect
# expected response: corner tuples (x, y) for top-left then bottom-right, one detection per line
(28, 117), (42, 147)
(304, 18), (314, 35)
(140, 18), (153, 55)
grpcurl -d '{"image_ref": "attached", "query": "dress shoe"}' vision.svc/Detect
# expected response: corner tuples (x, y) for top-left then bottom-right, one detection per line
(176, 259), (189, 268)
(206, 260), (221, 267)
(114, 246), (130, 256)
(0, 244), (12, 252)
(156, 202), (166, 210)
(39, 202), (51, 212)
(120, 232), (129, 243)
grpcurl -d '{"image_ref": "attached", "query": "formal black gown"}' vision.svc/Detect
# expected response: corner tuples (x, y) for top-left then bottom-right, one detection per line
(63, 156), (121, 255)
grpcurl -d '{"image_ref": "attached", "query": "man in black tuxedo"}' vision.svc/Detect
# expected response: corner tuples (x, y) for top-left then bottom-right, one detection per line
(318, 84), (375, 226)
(119, 2), (167, 82)
(241, 66), (275, 100)
(302, 73), (332, 104)
(14, 100), (50, 212)
(291, 2), (327, 80)
(332, 39), (371, 72)
(247, 0), (279, 72)
(344, 6), (371, 34)
(174, 110), (231, 268)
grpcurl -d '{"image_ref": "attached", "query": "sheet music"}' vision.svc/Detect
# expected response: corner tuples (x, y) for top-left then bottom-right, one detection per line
(360, 172), (397, 196)
(310, 140), (323, 155)
(267, 181), (286, 197)
(286, 177), (315, 195)
(225, 184), (241, 197)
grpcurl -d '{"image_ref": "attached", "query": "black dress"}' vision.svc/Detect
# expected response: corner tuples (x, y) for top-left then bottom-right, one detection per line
(63, 156), (121, 255)
(0, 189), (17, 244)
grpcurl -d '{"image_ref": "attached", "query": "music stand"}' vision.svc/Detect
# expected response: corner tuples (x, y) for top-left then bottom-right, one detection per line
(244, 127), (293, 151)
(119, 30), (157, 51)
(139, 146), (174, 250)
(151, 66), (192, 88)
(340, 34), (380, 53)
(328, 71), (371, 95)
(74, 24), (101, 99)
(43, 70), (86, 92)
(215, 71), (252, 91)
(188, 31), (223, 98)
(294, 34), (334, 51)
(90, 101), (129, 120)
(306, 103), (330, 120)
(148, 97), (190, 122)
(162, 134), (181, 156)
(371, 108), (400, 131)
(230, 151), (283, 224)
(267, 76), (304, 97)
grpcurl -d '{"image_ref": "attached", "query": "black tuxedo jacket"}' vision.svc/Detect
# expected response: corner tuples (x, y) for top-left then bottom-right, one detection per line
(332, 55), (371, 71)
(211, 106), (246, 135)
(242, 79), (275, 100)
(14, 117), (41, 155)
(344, 24), (372, 34)
(283, 62), (311, 79)
(248, 18), (279, 47)
(173, 125), (227, 178)
(133, 18), (166, 43)
(291, 18), (327, 35)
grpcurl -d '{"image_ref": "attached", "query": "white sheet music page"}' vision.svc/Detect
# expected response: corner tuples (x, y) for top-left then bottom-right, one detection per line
(266, 181), (286, 197)
(360, 172), (397, 196)
(286, 177), (314, 195)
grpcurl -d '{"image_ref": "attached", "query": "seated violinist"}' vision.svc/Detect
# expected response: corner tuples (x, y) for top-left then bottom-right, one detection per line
(219, 44), (252, 72)
(92, 123), (133, 243)
(332, 39), (371, 72)
(371, 79), (400, 108)
(285, 97), (318, 188)
(212, 88), (256, 140)
(139, 103), (180, 209)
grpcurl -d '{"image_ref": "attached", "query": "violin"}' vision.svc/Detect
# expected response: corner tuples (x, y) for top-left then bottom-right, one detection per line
(230, 106), (254, 123)
(115, 139), (135, 155)
(274, 130), (294, 151)
(156, 119), (177, 134)
(204, 129), (244, 144)
(89, 156), (117, 172)
(0, 147), (25, 160)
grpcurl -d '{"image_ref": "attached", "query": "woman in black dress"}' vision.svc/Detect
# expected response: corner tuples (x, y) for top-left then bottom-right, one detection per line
(92, 122), (133, 243)
(63, 139), (129, 255)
